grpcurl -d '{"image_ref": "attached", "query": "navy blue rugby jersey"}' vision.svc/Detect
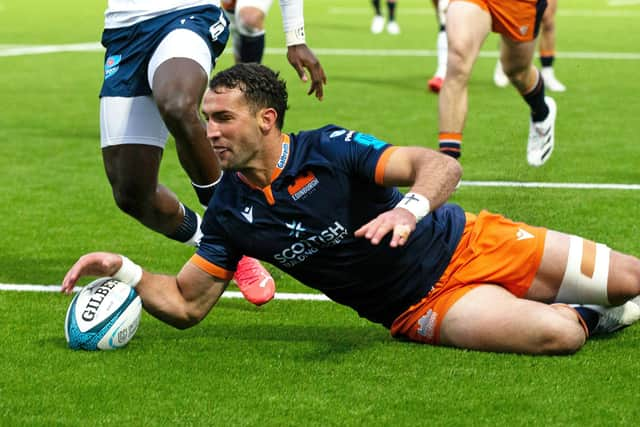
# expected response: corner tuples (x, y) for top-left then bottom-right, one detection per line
(194, 125), (466, 328)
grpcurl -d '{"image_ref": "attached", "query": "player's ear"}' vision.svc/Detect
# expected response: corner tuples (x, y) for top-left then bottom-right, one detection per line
(258, 107), (278, 133)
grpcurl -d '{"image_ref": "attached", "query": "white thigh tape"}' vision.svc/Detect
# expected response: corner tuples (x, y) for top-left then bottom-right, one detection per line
(555, 235), (610, 305)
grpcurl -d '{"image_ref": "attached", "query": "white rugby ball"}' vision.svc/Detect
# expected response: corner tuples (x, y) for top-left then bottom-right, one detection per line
(64, 277), (142, 350)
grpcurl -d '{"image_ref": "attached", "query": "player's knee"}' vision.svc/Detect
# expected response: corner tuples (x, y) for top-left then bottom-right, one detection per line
(609, 254), (640, 304)
(445, 49), (473, 80)
(236, 8), (265, 35)
(536, 321), (585, 355)
(155, 92), (199, 127)
(501, 62), (527, 81)
(111, 185), (152, 220)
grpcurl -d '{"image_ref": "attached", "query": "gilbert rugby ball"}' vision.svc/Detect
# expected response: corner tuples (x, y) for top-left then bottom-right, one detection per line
(64, 277), (142, 350)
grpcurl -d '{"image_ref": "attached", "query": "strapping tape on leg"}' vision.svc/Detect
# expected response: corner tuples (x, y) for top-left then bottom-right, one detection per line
(555, 235), (610, 305)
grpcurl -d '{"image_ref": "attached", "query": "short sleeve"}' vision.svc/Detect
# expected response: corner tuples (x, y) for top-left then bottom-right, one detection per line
(321, 127), (398, 185)
(193, 209), (242, 279)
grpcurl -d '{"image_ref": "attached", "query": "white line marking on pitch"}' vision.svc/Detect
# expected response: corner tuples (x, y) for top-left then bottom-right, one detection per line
(460, 181), (640, 190)
(1, 44), (639, 61)
(0, 283), (331, 301)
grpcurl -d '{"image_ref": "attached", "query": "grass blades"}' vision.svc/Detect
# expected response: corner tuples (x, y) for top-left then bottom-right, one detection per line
(1, 0), (639, 425)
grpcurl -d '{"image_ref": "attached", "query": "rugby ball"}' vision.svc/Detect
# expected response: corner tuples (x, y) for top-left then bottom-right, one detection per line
(64, 277), (142, 350)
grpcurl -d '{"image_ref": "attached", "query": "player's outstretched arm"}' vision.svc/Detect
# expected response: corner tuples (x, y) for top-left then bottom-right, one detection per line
(286, 44), (327, 100)
(61, 252), (228, 329)
(279, 0), (327, 100)
(355, 147), (462, 247)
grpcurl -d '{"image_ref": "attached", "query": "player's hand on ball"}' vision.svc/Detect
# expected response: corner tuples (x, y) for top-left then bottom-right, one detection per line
(61, 252), (123, 294)
(354, 208), (417, 247)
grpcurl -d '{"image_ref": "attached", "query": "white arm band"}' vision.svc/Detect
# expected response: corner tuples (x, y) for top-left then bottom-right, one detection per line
(191, 171), (223, 189)
(395, 192), (431, 222)
(113, 255), (143, 288)
(279, 0), (306, 45)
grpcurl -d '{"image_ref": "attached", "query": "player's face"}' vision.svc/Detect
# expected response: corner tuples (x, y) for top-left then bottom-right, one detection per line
(202, 87), (264, 171)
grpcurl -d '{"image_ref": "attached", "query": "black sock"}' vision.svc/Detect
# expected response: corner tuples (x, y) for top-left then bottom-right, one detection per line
(238, 33), (265, 63)
(523, 71), (549, 122)
(387, 1), (396, 21)
(165, 204), (198, 243)
(573, 306), (600, 336)
(372, 0), (381, 15)
(540, 56), (554, 68)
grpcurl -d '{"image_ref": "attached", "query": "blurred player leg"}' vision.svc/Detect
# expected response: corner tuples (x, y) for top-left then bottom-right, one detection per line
(386, 0), (400, 35)
(500, 35), (556, 167)
(226, 0), (273, 63)
(492, 54), (509, 88)
(438, 1), (491, 159)
(428, 0), (448, 93)
(370, 0), (385, 34)
(539, 0), (566, 92)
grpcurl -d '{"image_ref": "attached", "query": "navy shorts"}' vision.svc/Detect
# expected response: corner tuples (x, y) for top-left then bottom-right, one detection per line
(100, 5), (229, 97)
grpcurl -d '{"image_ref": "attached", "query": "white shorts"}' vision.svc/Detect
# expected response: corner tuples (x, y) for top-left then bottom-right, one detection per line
(100, 29), (211, 149)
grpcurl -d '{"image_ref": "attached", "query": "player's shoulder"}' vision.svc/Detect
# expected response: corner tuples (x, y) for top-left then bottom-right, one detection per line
(293, 124), (390, 149)
(290, 124), (393, 167)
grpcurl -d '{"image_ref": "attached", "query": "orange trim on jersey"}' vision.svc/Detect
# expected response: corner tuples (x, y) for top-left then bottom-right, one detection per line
(190, 254), (235, 280)
(438, 132), (463, 141)
(236, 134), (290, 206)
(374, 146), (399, 185)
(263, 186), (276, 205)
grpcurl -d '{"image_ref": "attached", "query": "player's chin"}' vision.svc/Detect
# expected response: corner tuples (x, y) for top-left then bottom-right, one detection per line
(214, 149), (232, 165)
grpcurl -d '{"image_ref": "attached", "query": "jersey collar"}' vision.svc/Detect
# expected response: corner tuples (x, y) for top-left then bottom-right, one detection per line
(236, 134), (291, 205)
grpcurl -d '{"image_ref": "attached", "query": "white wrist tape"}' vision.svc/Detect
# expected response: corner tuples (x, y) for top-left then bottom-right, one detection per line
(113, 255), (143, 288)
(285, 26), (306, 46)
(279, 0), (306, 45)
(395, 192), (431, 222)
(191, 171), (223, 189)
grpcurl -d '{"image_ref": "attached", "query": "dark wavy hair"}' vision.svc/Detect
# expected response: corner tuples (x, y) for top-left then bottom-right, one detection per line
(209, 63), (288, 129)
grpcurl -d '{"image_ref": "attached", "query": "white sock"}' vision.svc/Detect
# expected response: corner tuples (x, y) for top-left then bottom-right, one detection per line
(183, 212), (203, 247)
(435, 30), (448, 78)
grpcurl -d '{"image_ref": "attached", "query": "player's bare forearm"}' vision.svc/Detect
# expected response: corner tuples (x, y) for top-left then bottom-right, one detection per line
(383, 147), (462, 210)
(61, 252), (226, 330)
(135, 262), (227, 330)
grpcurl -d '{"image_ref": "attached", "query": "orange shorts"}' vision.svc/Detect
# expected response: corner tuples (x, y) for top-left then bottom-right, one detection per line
(390, 210), (547, 345)
(452, 0), (547, 41)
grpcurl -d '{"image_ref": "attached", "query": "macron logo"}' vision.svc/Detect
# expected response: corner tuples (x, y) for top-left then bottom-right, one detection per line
(516, 228), (534, 241)
(241, 206), (253, 223)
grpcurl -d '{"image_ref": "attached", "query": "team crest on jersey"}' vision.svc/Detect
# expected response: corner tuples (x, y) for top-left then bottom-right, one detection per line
(288, 171), (319, 201)
(104, 55), (121, 80)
